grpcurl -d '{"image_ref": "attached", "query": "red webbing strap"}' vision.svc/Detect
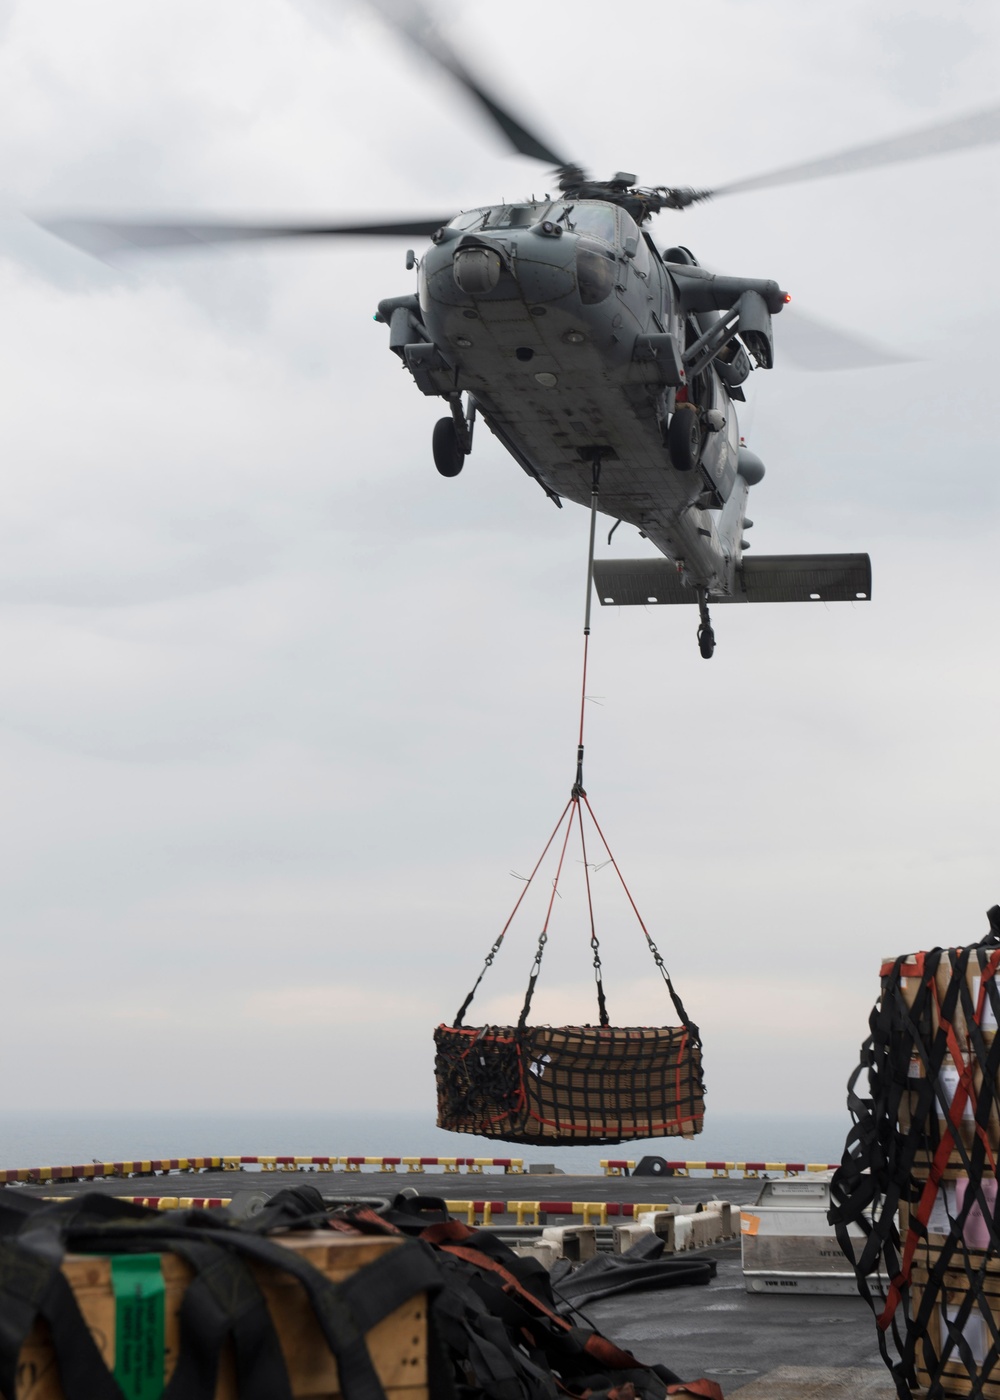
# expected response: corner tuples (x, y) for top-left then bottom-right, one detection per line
(581, 1334), (656, 1372)
(453, 797), (573, 1026)
(582, 794), (697, 1034)
(883, 1146), (950, 1329)
(832, 918), (1000, 1399)
(575, 798), (609, 1027)
(879, 948), (998, 1329)
(879, 955), (963, 1328)
(933, 975), (997, 1173)
(517, 797), (577, 1030)
(419, 1220), (474, 1246)
(875, 951), (935, 1329)
(879, 954), (925, 979)
(433, 1234), (719, 1393)
(436, 1243), (572, 1332)
(974, 948), (1000, 1023)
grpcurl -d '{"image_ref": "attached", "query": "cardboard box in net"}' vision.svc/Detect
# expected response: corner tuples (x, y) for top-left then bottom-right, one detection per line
(890, 948), (1000, 1046)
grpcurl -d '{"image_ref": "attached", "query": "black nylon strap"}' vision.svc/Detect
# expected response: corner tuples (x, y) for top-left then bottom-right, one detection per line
(0, 1191), (438, 1400)
(0, 1233), (123, 1400)
(164, 1240), (294, 1400)
(337, 1240), (441, 1333)
(184, 1229), (440, 1400)
(64, 1215), (439, 1400)
(830, 912), (1000, 1399)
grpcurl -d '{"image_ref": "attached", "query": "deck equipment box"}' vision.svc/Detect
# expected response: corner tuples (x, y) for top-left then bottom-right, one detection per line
(740, 1176), (877, 1297)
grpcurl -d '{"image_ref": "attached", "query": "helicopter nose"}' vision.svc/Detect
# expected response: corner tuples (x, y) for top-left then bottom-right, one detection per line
(452, 246), (502, 295)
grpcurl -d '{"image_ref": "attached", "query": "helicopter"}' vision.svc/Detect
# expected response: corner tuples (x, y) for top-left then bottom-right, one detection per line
(40, 3), (1000, 658)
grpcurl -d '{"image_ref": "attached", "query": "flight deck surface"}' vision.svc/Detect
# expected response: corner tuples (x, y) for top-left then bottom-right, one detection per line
(6, 1168), (896, 1397)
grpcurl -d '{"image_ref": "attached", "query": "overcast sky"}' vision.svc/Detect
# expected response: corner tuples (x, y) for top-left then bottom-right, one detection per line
(0, 0), (998, 1133)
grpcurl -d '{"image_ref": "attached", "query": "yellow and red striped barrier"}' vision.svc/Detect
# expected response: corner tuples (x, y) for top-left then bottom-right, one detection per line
(0, 1155), (526, 1184)
(0, 1158), (225, 1184)
(599, 1159), (839, 1178)
(126, 1196), (232, 1210)
(1, 1154), (839, 1187)
(41, 1196), (685, 1224)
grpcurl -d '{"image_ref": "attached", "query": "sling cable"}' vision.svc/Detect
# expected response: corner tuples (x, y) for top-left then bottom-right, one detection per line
(435, 464), (705, 1146)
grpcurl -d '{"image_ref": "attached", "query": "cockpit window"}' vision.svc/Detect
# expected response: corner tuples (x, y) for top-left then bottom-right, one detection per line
(491, 205), (539, 228)
(618, 209), (650, 273)
(448, 204), (548, 231)
(450, 201), (623, 239)
(557, 202), (616, 245)
(448, 209), (490, 231)
(618, 209), (639, 246)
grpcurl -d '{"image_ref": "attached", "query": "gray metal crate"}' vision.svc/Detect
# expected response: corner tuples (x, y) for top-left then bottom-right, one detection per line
(741, 1175), (886, 1297)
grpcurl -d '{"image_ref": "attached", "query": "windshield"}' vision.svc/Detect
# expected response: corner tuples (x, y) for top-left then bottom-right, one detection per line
(447, 200), (619, 243)
(554, 201), (617, 244)
(448, 204), (549, 231)
(448, 209), (490, 231)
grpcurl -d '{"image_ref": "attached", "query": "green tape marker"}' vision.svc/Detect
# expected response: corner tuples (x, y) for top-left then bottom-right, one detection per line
(110, 1254), (165, 1400)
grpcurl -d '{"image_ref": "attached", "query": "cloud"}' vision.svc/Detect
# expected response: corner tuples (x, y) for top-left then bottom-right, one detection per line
(0, 0), (996, 1134)
(244, 983), (420, 1026)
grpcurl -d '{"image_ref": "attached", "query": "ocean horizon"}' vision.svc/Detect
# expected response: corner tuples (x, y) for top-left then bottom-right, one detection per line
(0, 1108), (853, 1175)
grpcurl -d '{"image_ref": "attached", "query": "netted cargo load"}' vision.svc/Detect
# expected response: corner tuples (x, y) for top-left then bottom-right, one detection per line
(438, 477), (703, 1147)
(831, 904), (1000, 1400)
(436, 777), (704, 1146)
(435, 1022), (703, 1144)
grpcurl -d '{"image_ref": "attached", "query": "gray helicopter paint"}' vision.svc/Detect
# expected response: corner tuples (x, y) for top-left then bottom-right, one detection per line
(389, 200), (763, 597)
(592, 554), (873, 606)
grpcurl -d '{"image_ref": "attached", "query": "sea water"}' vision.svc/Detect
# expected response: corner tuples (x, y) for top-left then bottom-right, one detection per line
(0, 1109), (852, 1174)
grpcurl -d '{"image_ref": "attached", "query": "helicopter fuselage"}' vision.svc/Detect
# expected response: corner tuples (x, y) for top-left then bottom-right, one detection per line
(378, 198), (787, 600)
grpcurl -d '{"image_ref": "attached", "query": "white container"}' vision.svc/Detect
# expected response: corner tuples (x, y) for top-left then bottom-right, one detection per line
(740, 1177), (880, 1296)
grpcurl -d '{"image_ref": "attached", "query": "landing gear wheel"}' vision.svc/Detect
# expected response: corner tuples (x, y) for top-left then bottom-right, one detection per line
(668, 404), (702, 472)
(697, 624), (716, 660)
(433, 417), (466, 477)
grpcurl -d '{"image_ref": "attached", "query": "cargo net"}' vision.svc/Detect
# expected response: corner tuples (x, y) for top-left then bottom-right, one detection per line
(435, 1023), (702, 1145)
(830, 904), (1000, 1400)
(435, 788), (704, 1146)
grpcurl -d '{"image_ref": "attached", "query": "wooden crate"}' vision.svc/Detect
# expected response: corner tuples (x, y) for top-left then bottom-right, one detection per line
(15, 1231), (427, 1400)
(911, 1265), (1000, 1399)
(901, 1181), (1000, 1260)
(899, 1052), (1000, 1152)
(910, 1143), (1000, 1180)
(890, 949), (1000, 1046)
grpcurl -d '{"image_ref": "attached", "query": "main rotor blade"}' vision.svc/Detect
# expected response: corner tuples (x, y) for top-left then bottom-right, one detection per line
(38, 215), (451, 257)
(777, 307), (914, 371)
(364, 0), (568, 167)
(712, 101), (1000, 198)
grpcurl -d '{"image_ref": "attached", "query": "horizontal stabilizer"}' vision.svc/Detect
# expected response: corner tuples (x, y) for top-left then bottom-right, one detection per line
(593, 554), (872, 606)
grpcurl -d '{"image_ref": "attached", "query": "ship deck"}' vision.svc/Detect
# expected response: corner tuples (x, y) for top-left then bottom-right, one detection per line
(5, 1166), (896, 1397)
